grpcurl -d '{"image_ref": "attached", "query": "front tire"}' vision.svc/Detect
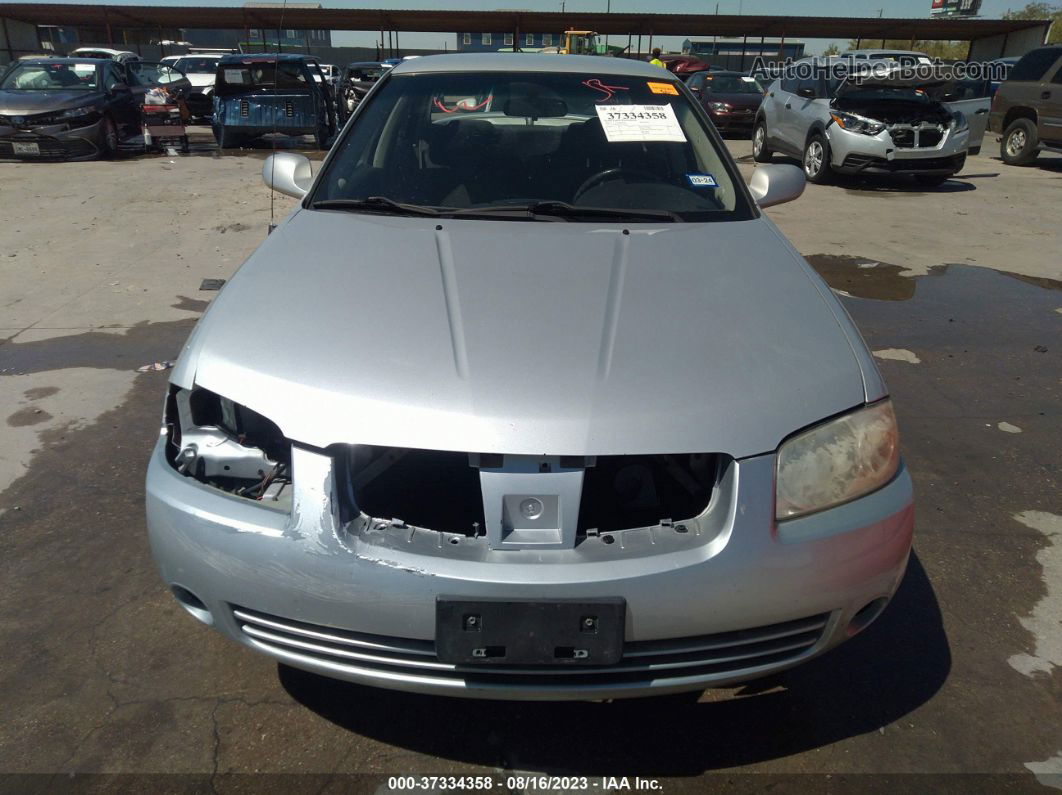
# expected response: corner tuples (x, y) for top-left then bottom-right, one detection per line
(1000, 118), (1040, 166)
(802, 133), (832, 184)
(752, 120), (772, 163)
(98, 116), (119, 160)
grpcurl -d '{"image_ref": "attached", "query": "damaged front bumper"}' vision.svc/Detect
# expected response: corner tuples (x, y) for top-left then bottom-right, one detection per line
(145, 433), (914, 700)
(828, 121), (969, 175)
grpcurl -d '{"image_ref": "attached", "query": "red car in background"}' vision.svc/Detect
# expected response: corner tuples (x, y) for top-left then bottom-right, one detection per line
(686, 70), (767, 136)
(659, 55), (712, 80)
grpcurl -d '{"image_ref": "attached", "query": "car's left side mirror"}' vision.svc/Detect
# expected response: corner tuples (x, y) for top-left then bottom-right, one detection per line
(748, 163), (805, 208)
(262, 152), (313, 199)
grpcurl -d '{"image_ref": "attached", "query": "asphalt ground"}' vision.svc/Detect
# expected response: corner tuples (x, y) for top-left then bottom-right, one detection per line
(0, 130), (1060, 793)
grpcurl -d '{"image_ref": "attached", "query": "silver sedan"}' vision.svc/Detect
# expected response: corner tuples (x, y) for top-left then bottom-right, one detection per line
(146, 54), (913, 700)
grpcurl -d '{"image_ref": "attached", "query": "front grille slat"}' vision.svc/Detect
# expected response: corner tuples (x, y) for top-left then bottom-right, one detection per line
(623, 614), (829, 658)
(241, 624), (457, 671)
(233, 605), (829, 687)
(233, 607), (436, 656)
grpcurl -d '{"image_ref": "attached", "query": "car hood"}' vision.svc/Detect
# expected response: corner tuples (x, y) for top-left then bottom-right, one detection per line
(0, 89), (102, 114)
(836, 66), (956, 96)
(174, 211), (874, 458)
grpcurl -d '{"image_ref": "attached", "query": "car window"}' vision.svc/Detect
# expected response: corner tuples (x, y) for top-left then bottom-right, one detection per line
(794, 76), (819, 97)
(99, 65), (125, 91)
(780, 76), (798, 93)
(128, 62), (184, 86)
(1009, 47), (1062, 82)
(171, 57), (218, 74)
(216, 60), (308, 92)
(350, 65), (384, 82)
(313, 71), (752, 222)
(1053, 60), (1062, 84)
(687, 72), (705, 90)
(706, 74), (764, 94)
(0, 62), (98, 90)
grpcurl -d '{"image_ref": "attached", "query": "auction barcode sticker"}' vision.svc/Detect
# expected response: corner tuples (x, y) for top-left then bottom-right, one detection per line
(595, 104), (687, 143)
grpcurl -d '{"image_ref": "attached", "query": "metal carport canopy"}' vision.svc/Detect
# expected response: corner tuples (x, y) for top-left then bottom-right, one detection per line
(0, 3), (1050, 41)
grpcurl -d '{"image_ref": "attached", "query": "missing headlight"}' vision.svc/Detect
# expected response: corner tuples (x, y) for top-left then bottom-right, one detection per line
(164, 385), (292, 506)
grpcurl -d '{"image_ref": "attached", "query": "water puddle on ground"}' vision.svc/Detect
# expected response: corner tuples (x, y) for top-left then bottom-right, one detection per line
(0, 319), (197, 377)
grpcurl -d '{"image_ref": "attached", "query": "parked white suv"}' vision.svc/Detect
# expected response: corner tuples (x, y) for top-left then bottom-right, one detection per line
(753, 58), (987, 186)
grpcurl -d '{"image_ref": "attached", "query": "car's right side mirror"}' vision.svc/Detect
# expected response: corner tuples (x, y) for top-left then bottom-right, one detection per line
(748, 164), (805, 208)
(262, 152), (314, 199)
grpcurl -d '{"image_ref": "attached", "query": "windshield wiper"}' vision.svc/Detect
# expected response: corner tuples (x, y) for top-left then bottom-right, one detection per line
(450, 201), (681, 222)
(310, 196), (441, 217)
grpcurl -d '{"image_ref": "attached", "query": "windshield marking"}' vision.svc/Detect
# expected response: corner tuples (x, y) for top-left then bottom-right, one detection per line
(582, 78), (629, 103)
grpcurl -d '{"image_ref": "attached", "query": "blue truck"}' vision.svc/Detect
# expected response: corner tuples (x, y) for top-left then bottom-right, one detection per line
(212, 54), (336, 148)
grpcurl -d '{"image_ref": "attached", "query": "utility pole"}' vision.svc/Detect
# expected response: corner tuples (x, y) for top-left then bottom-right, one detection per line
(605, 0), (610, 48)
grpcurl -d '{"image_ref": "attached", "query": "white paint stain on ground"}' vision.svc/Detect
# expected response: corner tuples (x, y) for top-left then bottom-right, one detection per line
(873, 348), (921, 365)
(1025, 751), (1062, 790)
(1008, 511), (1062, 678)
(998, 422), (1023, 433)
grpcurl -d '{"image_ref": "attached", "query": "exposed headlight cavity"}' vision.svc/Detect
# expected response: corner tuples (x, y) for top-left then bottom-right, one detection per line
(952, 111), (969, 132)
(775, 401), (900, 520)
(164, 386), (292, 506)
(830, 111), (886, 136)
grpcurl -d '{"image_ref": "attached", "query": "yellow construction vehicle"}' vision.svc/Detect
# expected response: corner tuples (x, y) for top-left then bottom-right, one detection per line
(539, 30), (621, 56)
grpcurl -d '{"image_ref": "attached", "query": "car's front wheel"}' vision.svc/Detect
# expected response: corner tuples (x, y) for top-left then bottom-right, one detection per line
(752, 121), (772, 163)
(802, 133), (832, 184)
(1001, 118), (1040, 166)
(98, 116), (119, 160)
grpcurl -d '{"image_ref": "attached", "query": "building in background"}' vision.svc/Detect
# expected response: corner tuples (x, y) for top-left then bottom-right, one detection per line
(456, 31), (556, 52)
(682, 39), (805, 69)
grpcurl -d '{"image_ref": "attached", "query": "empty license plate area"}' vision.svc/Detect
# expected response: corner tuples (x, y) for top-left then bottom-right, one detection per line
(436, 597), (625, 666)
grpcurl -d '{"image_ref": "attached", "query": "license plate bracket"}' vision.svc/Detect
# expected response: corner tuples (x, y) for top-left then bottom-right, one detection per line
(13, 141), (40, 155)
(436, 597), (625, 666)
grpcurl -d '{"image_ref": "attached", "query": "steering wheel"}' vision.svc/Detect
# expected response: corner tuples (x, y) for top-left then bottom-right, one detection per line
(572, 167), (661, 204)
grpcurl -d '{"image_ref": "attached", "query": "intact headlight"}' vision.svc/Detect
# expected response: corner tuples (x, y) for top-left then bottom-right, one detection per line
(952, 111), (969, 132)
(776, 400), (900, 520)
(830, 111), (886, 136)
(709, 101), (731, 112)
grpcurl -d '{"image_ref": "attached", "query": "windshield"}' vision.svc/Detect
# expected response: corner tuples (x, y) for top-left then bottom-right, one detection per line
(215, 60), (308, 92)
(348, 65), (384, 81)
(705, 74), (764, 94)
(312, 71), (748, 222)
(171, 57), (218, 74)
(0, 62), (99, 90)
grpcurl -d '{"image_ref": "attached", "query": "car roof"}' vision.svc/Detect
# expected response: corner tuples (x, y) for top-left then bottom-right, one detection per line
(71, 47), (135, 55)
(346, 61), (384, 68)
(15, 57), (105, 65)
(843, 48), (928, 56)
(218, 53), (312, 64)
(390, 53), (674, 79)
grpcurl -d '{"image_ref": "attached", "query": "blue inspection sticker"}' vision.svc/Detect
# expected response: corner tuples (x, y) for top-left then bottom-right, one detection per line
(687, 173), (718, 188)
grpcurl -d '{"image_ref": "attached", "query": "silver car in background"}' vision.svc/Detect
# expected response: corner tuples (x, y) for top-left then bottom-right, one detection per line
(146, 54), (913, 700)
(754, 57), (987, 186)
